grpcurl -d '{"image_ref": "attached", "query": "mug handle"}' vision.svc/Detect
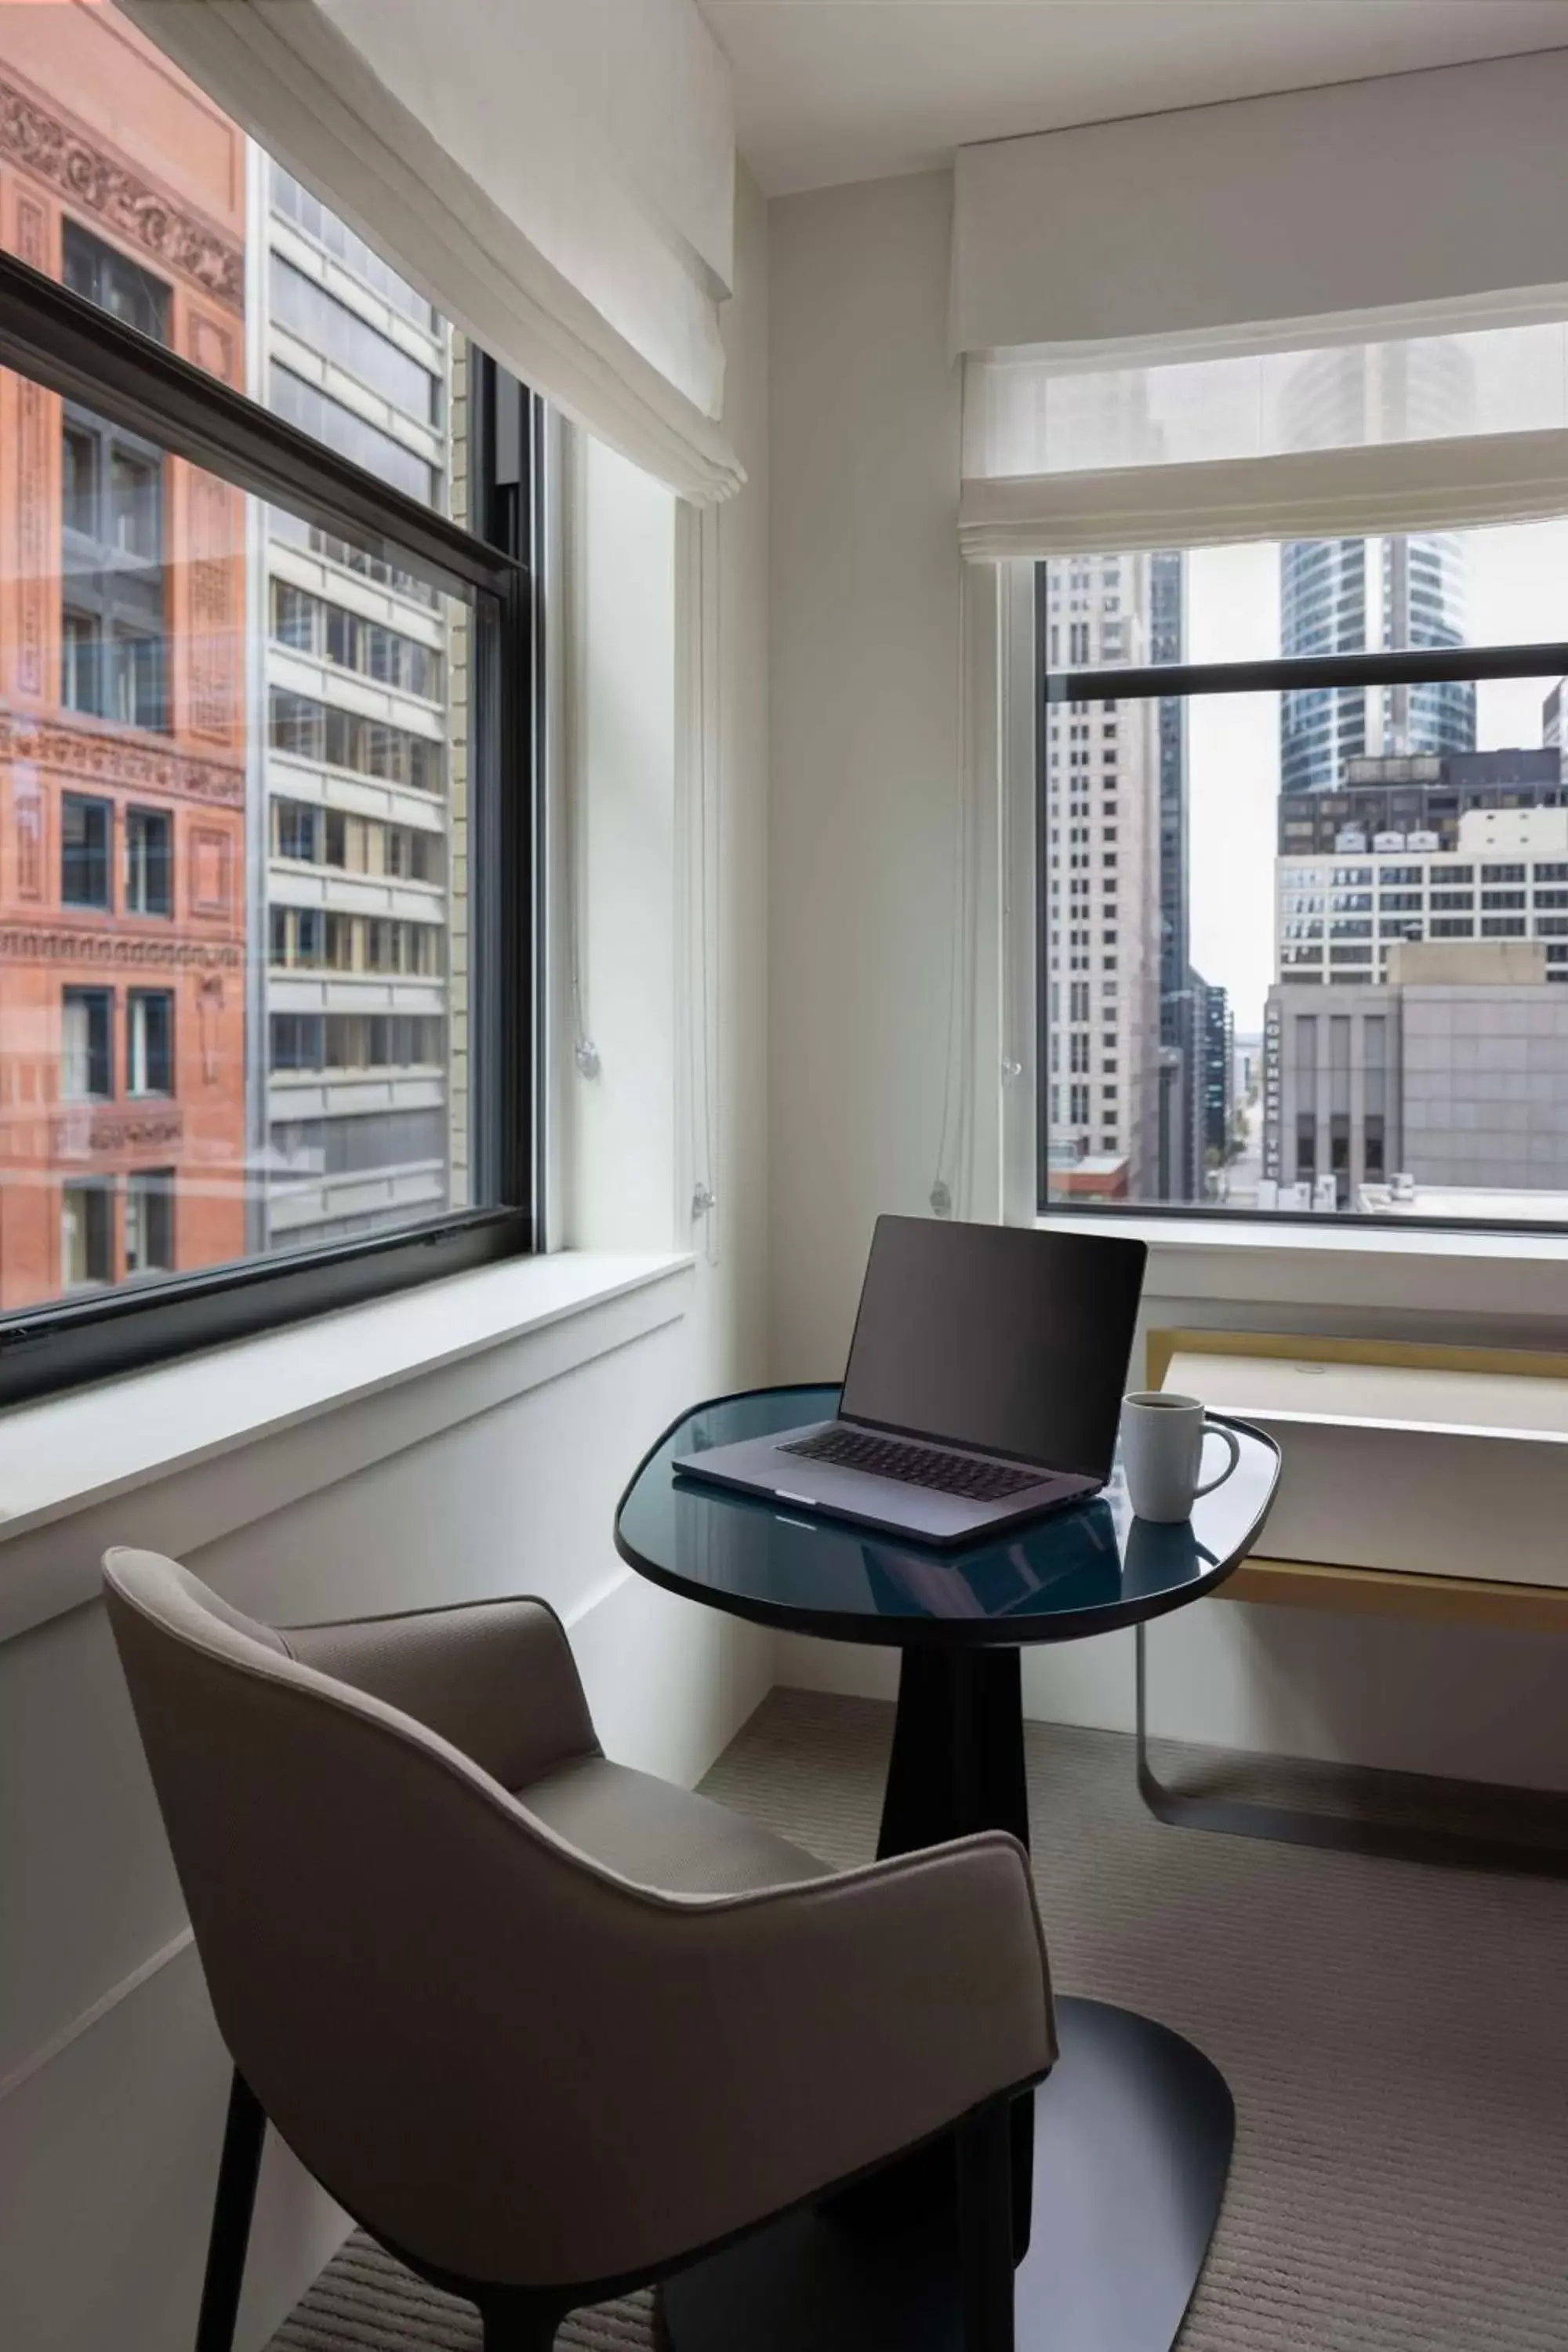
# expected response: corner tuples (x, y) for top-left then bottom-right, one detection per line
(1193, 1419), (1241, 1498)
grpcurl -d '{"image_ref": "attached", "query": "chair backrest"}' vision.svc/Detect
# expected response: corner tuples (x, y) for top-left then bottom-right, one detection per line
(102, 1548), (654, 2291)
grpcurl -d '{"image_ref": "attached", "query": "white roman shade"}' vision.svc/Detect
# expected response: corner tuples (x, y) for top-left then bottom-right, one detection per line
(953, 51), (1568, 561)
(124, 0), (744, 503)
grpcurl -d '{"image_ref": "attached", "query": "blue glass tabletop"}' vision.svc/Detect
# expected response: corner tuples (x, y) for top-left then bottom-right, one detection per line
(615, 1386), (1280, 1649)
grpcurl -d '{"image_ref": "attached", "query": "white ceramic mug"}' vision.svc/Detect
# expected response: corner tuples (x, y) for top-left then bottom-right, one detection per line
(1120, 1392), (1240, 1523)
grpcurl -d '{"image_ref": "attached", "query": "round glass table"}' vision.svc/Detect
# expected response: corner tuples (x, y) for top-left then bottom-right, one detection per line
(615, 1385), (1280, 2352)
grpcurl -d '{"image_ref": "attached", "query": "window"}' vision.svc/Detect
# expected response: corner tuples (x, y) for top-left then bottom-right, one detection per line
(269, 689), (442, 791)
(1037, 521), (1568, 1230)
(270, 365), (437, 504)
(63, 222), (169, 344)
(62, 990), (112, 1100)
(127, 992), (173, 1096)
(0, 27), (538, 1404)
(62, 795), (112, 908)
(125, 1171), (175, 1276)
(272, 798), (321, 862)
(270, 254), (441, 425)
(267, 1011), (447, 1071)
(271, 580), (317, 652)
(270, 164), (434, 329)
(125, 808), (172, 916)
(270, 1014), (325, 1073)
(60, 399), (167, 732)
(61, 1182), (114, 1290)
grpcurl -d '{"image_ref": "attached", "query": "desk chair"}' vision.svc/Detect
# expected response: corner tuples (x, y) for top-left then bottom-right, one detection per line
(103, 1549), (1055, 2352)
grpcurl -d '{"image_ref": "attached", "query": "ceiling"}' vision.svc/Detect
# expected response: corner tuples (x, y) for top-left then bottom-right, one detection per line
(699, 0), (1568, 197)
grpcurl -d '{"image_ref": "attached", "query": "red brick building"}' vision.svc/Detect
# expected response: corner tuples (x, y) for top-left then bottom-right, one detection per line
(0, 5), (248, 1306)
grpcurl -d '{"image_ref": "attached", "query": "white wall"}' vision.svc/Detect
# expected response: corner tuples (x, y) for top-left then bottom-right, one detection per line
(768, 170), (966, 1383)
(765, 165), (1568, 1797)
(0, 162), (771, 2352)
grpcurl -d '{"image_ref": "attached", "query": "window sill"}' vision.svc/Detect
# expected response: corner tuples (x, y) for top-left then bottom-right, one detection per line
(1036, 1210), (1568, 1318)
(0, 1250), (693, 1646)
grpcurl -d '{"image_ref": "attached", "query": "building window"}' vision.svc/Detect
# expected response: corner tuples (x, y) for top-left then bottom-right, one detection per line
(125, 808), (172, 916)
(0, 87), (538, 1405)
(60, 397), (168, 733)
(272, 797), (321, 862)
(125, 1171), (175, 1276)
(270, 163), (435, 328)
(269, 688), (442, 793)
(61, 1181), (114, 1290)
(127, 992), (173, 1096)
(61, 794), (112, 908)
(63, 222), (169, 344)
(270, 254), (441, 426)
(271, 579), (318, 652)
(61, 989), (113, 1101)
(269, 364), (437, 505)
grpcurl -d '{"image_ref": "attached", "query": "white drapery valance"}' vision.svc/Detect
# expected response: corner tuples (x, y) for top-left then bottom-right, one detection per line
(125, 0), (744, 503)
(960, 428), (1568, 564)
(953, 51), (1568, 559)
(959, 316), (1568, 561)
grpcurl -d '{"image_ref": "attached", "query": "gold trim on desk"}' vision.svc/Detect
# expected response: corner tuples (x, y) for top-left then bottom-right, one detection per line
(1147, 1326), (1568, 1393)
(1224, 1556), (1568, 1632)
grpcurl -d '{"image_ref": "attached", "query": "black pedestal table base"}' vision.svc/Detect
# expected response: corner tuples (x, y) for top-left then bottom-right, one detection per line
(656, 1997), (1234, 2352)
(661, 1649), (1236, 2352)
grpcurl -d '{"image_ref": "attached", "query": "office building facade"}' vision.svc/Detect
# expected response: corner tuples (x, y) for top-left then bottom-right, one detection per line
(1042, 554), (1161, 1199)
(1274, 803), (1568, 993)
(1278, 343), (1476, 795)
(250, 162), (460, 1247)
(0, 13), (249, 1306)
(1265, 800), (1568, 1188)
(1278, 750), (1564, 859)
(1200, 978), (1234, 1165)
(1267, 940), (1568, 1206)
(1151, 549), (1202, 1202)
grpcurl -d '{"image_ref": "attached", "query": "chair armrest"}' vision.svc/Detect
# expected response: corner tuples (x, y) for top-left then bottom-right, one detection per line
(285, 1595), (598, 1789)
(566, 1826), (1056, 2276)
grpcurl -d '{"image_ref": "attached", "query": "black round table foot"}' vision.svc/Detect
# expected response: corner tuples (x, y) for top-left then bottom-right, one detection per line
(657, 1997), (1233, 2352)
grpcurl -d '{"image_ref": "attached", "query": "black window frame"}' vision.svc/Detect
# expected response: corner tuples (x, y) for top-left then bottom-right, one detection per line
(1036, 569), (1568, 1237)
(0, 249), (542, 1404)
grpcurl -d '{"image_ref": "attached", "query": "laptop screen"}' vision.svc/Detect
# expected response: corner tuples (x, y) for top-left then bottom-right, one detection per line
(838, 1218), (1147, 1479)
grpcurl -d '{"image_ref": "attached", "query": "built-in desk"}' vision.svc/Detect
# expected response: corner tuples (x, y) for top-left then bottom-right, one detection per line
(1142, 1330), (1568, 1871)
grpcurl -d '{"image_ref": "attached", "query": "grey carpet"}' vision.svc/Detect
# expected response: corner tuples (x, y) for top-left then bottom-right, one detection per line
(270, 1690), (1568, 2351)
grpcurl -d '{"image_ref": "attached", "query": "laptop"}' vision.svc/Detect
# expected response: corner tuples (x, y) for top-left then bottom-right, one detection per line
(675, 1215), (1148, 1546)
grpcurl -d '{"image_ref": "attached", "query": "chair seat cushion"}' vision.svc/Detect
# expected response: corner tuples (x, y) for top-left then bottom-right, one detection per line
(518, 1755), (831, 1896)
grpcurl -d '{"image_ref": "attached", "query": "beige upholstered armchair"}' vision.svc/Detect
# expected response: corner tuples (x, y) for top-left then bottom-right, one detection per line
(103, 1548), (1055, 2352)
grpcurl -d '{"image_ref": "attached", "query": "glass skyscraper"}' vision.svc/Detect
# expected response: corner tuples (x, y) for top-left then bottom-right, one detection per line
(1279, 342), (1476, 793)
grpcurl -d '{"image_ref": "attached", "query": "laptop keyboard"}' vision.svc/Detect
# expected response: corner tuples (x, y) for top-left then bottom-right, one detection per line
(781, 1425), (1043, 1502)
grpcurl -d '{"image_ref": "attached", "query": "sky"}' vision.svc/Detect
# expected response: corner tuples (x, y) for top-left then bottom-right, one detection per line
(1183, 518), (1568, 1036)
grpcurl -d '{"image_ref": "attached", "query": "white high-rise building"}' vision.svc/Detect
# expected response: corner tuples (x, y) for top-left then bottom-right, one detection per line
(1279, 341), (1476, 794)
(1043, 555), (1160, 1198)
(248, 162), (459, 1247)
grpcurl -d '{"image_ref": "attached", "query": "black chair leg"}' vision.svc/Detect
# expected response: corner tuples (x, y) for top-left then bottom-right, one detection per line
(480, 2299), (561, 2351)
(956, 2103), (1016, 2352)
(195, 2069), (267, 2352)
